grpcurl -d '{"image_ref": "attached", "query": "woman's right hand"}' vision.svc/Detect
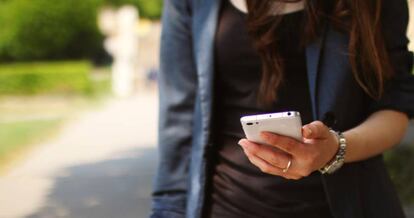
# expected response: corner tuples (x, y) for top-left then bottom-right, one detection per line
(238, 121), (339, 180)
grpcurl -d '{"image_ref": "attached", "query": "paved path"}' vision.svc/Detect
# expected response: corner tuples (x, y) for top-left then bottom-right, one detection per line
(0, 91), (158, 218)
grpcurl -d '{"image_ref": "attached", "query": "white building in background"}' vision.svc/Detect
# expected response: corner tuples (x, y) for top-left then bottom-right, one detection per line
(98, 6), (140, 98)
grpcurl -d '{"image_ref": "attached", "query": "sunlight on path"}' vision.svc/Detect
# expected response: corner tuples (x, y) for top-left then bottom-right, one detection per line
(0, 91), (158, 218)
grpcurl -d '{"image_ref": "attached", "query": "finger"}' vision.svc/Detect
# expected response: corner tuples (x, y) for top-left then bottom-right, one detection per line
(303, 121), (330, 139)
(302, 125), (312, 138)
(241, 140), (291, 168)
(239, 139), (304, 179)
(245, 154), (302, 180)
(259, 132), (302, 156)
(239, 139), (291, 169)
(238, 139), (261, 152)
(244, 152), (285, 177)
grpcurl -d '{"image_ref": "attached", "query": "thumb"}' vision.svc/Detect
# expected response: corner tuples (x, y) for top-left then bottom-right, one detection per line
(302, 121), (330, 139)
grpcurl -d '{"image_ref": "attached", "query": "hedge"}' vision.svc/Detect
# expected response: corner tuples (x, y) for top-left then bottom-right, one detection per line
(0, 61), (92, 95)
(0, 0), (101, 60)
(102, 0), (163, 20)
(0, 0), (163, 62)
(0, 0), (103, 61)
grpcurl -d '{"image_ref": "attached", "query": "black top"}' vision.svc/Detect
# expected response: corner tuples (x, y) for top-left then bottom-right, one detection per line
(205, 1), (333, 218)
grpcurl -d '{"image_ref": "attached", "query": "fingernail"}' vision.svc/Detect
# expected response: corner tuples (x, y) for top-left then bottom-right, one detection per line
(238, 140), (250, 150)
(306, 127), (312, 136)
(238, 139), (245, 147)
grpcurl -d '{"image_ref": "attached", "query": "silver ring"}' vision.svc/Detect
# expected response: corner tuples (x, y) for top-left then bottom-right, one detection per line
(282, 159), (292, 173)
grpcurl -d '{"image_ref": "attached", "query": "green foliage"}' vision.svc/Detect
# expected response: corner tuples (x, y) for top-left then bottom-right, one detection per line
(384, 144), (414, 205)
(0, 0), (103, 61)
(0, 0), (162, 61)
(0, 61), (93, 95)
(102, 0), (163, 19)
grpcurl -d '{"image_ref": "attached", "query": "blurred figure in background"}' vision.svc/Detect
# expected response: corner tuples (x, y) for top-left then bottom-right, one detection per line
(99, 6), (140, 97)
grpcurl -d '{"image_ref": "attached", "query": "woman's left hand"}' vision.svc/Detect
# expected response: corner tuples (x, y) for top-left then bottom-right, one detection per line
(238, 121), (339, 180)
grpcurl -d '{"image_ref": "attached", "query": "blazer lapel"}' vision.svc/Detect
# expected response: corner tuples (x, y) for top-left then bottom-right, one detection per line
(306, 26), (327, 120)
(192, 0), (221, 145)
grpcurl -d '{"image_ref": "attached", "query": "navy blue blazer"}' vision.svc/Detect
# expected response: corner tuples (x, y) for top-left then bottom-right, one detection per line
(151, 0), (414, 218)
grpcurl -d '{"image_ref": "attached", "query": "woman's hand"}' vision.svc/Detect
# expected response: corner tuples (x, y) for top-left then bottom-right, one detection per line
(238, 121), (339, 180)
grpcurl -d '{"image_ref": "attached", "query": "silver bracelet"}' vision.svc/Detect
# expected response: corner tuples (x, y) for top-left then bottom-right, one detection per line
(319, 129), (347, 174)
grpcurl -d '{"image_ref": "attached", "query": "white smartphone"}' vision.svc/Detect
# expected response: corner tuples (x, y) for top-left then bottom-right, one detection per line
(240, 111), (303, 145)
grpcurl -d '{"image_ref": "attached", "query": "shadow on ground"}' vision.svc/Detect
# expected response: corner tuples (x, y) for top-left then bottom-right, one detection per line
(26, 147), (158, 218)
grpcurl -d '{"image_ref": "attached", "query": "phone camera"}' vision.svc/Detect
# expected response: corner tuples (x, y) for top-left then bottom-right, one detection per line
(287, 112), (291, 116)
(247, 123), (253, 126)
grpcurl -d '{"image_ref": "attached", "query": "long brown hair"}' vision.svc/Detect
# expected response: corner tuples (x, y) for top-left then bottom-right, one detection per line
(245, 0), (393, 107)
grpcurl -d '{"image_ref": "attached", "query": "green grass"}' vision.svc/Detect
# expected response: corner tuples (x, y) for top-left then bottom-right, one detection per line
(89, 67), (112, 98)
(0, 119), (63, 167)
(0, 62), (112, 171)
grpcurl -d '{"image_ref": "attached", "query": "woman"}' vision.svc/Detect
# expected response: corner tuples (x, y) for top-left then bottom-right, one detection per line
(151, 0), (414, 218)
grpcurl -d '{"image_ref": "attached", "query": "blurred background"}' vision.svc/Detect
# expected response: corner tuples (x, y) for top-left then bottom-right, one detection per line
(0, 0), (412, 218)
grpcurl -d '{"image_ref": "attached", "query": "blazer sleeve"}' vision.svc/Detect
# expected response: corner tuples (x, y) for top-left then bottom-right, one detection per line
(369, 0), (414, 119)
(150, 0), (197, 217)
